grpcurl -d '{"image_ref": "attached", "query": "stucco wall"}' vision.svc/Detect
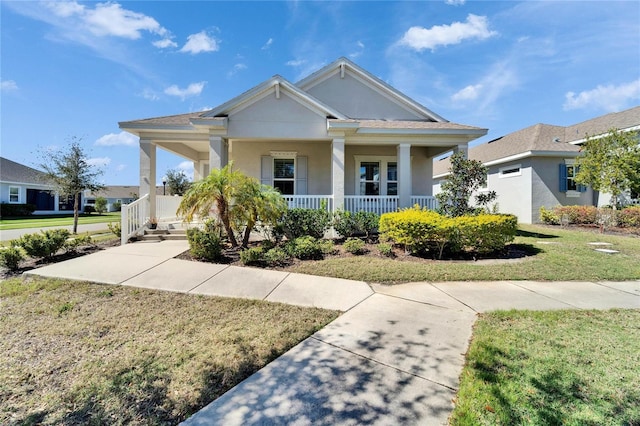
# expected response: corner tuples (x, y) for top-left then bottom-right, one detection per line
(486, 160), (533, 223)
(228, 92), (328, 140)
(229, 140), (331, 194)
(305, 73), (423, 120)
(531, 157), (593, 222)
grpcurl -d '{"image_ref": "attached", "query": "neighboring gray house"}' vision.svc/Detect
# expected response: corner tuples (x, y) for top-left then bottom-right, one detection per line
(84, 186), (165, 212)
(433, 106), (640, 223)
(0, 157), (77, 214)
(119, 57), (487, 220)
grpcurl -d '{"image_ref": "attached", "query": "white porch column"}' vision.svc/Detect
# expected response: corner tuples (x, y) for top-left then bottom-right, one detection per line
(397, 143), (412, 209)
(193, 160), (203, 181)
(140, 138), (157, 219)
(332, 138), (345, 212)
(453, 144), (468, 158)
(209, 136), (228, 171)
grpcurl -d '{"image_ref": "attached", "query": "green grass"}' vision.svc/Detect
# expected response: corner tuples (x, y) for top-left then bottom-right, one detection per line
(287, 225), (640, 283)
(0, 212), (121, 230)
(451, 309), (640, 425)
(0, 277), (339, 425)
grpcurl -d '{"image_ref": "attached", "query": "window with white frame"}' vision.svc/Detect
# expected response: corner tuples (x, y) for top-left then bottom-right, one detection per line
(273, 158), (295, 195)
(355, 156), (399, 196)
(499, 164), (521, 178)
(9, 186), (19, 203)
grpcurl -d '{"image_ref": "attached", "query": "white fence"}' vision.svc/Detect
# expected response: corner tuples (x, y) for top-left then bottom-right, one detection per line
(344, 196), (399, 215)
(120, 194), (148, 245)
(284, 195), (333, 212)
(157, 195), (183, 220)
(411, 195), (439, 210)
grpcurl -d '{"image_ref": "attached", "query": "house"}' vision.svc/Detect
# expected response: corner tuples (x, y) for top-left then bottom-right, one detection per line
(433, 106), (640, 223)
(119, 57), (487, 222)
(84, 185), (166, 212)
(0, 157), (77, 215)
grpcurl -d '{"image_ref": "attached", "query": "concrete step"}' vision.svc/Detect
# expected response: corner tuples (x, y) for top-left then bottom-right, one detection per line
(138, 227), (188, 241)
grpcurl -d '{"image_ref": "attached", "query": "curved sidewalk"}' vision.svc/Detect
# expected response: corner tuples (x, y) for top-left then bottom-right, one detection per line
(24, 240), (640, 425)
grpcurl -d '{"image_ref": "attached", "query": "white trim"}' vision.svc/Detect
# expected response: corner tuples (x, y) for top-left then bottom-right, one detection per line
(353, 155), (401, 196)
(272, 156), (296, 195)
(569, 124), (640, 145)
(498, 164), (522, 178)
(8, 186), (20, 203)
(270, 151), (297, 159)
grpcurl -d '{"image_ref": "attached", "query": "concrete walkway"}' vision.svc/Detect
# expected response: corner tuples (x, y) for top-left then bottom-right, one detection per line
(24, 240), (640, 425)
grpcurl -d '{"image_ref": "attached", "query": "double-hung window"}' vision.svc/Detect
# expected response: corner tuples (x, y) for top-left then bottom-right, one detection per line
(9, 186), (19, 203)
(355, 156), (399, 196)
(273, 158), (295, 195)
(261, 152), (307, 195)
(559, 160), (586, 196)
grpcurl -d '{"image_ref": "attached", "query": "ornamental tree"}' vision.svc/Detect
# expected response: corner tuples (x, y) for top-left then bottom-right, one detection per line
(436, 151), (497, 217)
(575, 128), (640, 209)
(164, 169), (191, 196)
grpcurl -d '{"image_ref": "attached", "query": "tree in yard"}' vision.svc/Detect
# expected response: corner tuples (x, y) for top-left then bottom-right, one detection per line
(575, 128), (640, 209)
(95, 197), (108, 215)
(177, 163), (287, 247)
(39, 138), (105, 233)
(436, 151), (497, 217)
(164, 169), (191, 196)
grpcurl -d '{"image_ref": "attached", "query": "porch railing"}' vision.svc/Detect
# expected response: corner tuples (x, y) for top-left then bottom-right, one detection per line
(344, 196), (399, 215)
(283, 195), (333, 212)
(121, 194), (148, 245)
(411, 195), (439, 210)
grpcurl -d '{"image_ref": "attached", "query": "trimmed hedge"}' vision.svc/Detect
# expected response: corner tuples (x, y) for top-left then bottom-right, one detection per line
(0, 203), (36, 217)
(279, 208), (331, 239)
(15, 229), (70, 259)
(617, 206), (640, 227)
(539, 205), (640, 228)
(379, 206), (517, 258)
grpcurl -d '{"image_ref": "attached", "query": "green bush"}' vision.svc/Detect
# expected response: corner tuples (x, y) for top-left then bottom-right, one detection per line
(377, 242), (394, 257)
(618, 206), (640, 227)
(285, 236), (324, 260)
(0, 203), (36, 217)
(279, 208), (331, 239)
(539, 206), (559, 225)
(379, 207), (517, 258)
(95, 197), (108, 214)
(107, 222), (121, 238)
(343, 238), (367, 255)
(554, 205), (598, 224)
(16, 229), (70, 259)
(264, 247), (290, 265)
(64, 233), (93, 253)
(333, 210), (379, 239)
(83, 205), (95, 214)
(0, 246), (25, 271)
(112, 201), (122, 212)
(318, 239), (336, 255)
(186, 228), (223, 261)
(240, 247), (264, 265)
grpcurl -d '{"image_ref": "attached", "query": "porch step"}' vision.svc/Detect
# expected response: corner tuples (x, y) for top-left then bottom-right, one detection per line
(138, 227), (188, 241)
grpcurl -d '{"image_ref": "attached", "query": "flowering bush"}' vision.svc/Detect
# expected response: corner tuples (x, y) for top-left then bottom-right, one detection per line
(618, 206), (640, 227)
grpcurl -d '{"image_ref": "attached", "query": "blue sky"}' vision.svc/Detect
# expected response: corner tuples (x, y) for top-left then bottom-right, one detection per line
(2, 1), (639, 185)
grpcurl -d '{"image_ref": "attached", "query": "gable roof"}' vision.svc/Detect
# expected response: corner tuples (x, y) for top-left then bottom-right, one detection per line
(296, 57), (446, 122)
(0, 157), (50, 185)
(433, 105), (640, 177)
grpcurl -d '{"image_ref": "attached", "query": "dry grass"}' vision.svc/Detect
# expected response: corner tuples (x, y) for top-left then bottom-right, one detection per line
(0, 277), (339, 425)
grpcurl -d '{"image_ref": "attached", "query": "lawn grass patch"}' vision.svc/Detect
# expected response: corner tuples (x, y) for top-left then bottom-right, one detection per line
(0, 277), (339, 425)
(286, 225), (640, 283)
(0, 212), (121, 231)
(451, 309), (640, 425)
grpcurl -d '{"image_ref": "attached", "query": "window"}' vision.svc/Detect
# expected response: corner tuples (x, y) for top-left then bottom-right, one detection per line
(559, 161), (586, 195)
(499, 164), (521, 178)
(273, 158), (295, 195)
(355, 156), (400, 196)
(27, 189), (54, 210)
(9, 186), (19, 203)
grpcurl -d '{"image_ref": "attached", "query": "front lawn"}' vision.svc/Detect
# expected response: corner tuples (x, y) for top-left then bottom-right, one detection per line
(0, 277), (339, 425)
(0, 212), (121, 231)
(451, 309), (640, 425)
(286, 225), (640, 283)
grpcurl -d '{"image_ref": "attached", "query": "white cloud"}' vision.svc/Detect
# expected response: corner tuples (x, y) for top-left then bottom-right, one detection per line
(153, 38), (177, 49)
(452, 84), (483, 101)
(445, 0), (466, 5)
(45, 0), (85, 17)
(95, 131), (138, 147)
(164, 82), (206, 100)
(140, 88), (160, 101)
(563, 79), (640, 112)
(262, 38), (273, 50)
(180, 31), (219, 54)
(83, 2), (167, 39)
(227, 63), (247, 78)
(399, 14), (497, 51)
(349, 41), (365, 59)
(116, 164), (127, 172)
(1, 80), (18, 92)
(286, 59), (307, 67)
(177, 161), (194, 177)
(87, 157), (111, 167)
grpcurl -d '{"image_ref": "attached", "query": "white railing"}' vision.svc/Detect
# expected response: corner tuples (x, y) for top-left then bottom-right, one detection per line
(411, 195), (439, 210)
(283, 195), (333, 212)
(157, 195), (183, 220)
(121, 194), (148, 245)
(344, 196), (399, 215)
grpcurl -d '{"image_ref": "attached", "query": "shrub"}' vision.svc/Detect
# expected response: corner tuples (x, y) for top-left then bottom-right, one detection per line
(539, 206), (559, 225)
(343, 238), (366, 255)
(554, 205), (598, 225)
(0, 246), (25, 271)
(377, 242), (394, 257)
(0, 203), (36, 217)
(618, 206), (640, 227)
(186, 228), (223, 261)
(318, 239), (336, 255)
(264, 247), (290, 265)
(112, 201), (122, 212)
(279, 208), (331, 239)
(452, 214), (518, 254)
(16, 229), (70, 259)
(333, 210), (379, 239)
(285, 236), (324, 260)
(95, 197), (108, 214)
(107, 222), (121, 238)
(64, 233), (93, 253)
(240, 247), (264, 265)
(379, 206), (450, 254)
(83, 205), (95, 214)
